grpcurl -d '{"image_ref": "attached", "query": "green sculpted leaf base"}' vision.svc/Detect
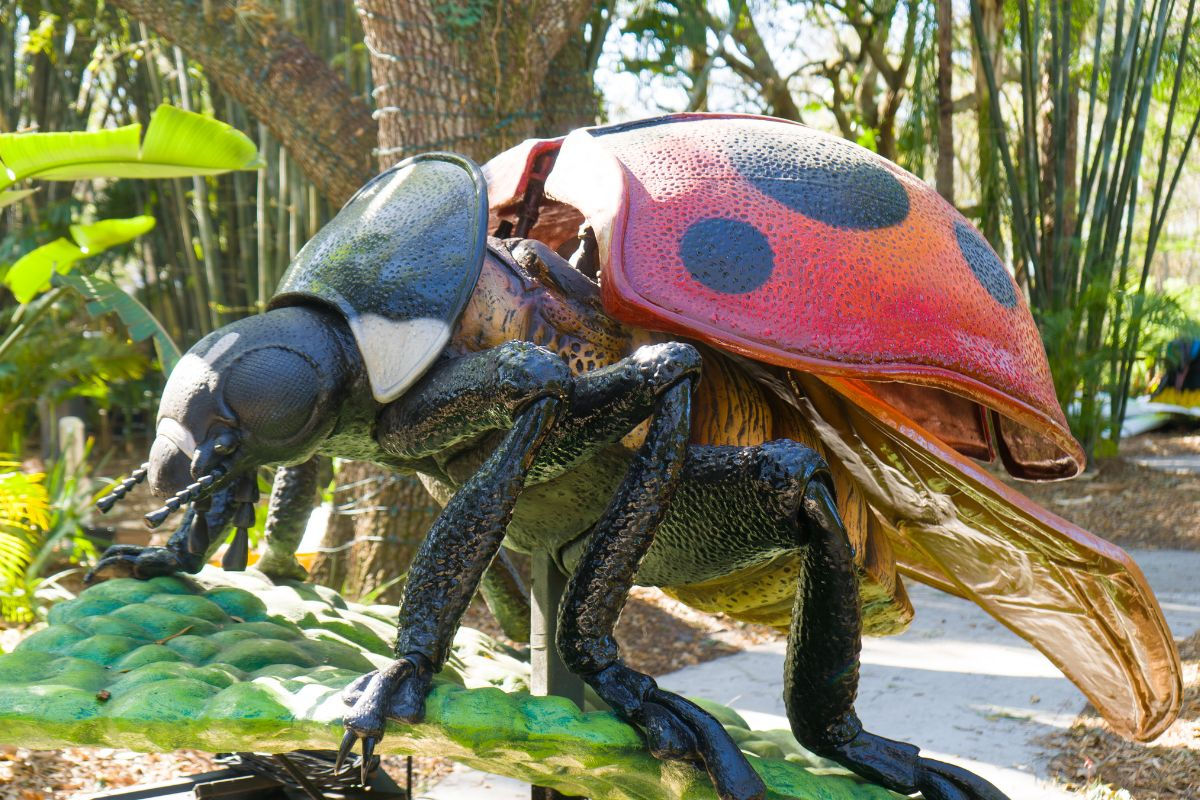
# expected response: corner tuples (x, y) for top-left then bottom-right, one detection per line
(0, 569), (897, 800)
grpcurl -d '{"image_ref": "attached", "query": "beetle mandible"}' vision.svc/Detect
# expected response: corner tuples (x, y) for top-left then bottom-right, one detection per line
(89, 114), (1181, 800)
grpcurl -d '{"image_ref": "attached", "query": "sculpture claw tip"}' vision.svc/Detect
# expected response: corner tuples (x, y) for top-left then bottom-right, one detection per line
(361, 737), (376, 786)
(335, 729), (356, 774)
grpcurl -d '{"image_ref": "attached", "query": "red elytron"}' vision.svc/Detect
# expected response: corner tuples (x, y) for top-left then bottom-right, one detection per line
(490, 113), (1081, 480)
(484, 113), (1180, 742)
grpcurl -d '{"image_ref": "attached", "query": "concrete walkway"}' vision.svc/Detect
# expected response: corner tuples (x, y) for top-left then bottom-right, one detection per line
(424, 550), (1200, 799)
(1129, 454), (1200, 474)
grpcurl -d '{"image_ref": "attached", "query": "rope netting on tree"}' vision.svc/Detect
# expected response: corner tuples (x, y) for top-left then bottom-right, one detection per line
(356, 1), (607, 162)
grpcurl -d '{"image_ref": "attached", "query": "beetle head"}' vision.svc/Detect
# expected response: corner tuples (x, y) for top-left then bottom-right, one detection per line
(146, 304), (356, 520)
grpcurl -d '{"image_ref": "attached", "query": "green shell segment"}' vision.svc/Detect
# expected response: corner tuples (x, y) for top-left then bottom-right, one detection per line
(0, 570), (898, 800)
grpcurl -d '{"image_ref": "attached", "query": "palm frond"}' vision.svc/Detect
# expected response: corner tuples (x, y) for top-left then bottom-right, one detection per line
(0, 464), (51, 622)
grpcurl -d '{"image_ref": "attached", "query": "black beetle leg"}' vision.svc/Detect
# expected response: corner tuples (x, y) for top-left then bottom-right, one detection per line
(86, 486), (237, 583)
(554, 378), (766, 800)
(256, 456), (326, 581)
(784, 477), (1011, 800)
(338, 385), (564, 764)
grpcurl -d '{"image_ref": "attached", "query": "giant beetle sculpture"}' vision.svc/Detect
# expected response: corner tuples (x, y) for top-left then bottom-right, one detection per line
(90, 114), (1181, 800)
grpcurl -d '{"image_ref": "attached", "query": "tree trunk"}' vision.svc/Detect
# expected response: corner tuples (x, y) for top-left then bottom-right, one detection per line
(319, 0), (596, 600)
(537, 7), (610, 136)
(306, 510), (352, 589)
(309, 463), (441, 604)
(111, 0), (376, 205)
(360, 0), (595, 164)
(935, 0), (955, 203)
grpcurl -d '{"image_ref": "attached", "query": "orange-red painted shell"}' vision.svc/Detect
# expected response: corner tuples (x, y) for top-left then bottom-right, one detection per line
(496, 114), (1083, 479)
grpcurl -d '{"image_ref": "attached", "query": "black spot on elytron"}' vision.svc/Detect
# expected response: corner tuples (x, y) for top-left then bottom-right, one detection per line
(724, 132), (909, 230)
(954, 220), (1017, 308)
(680, 218), (774, 294)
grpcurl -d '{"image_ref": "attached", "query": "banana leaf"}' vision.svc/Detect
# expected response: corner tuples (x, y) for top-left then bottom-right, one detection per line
(0, 105), (262, 207)
(0, 189), (35, 208)
(3, 217), (156, 304)
(55, 270), (182, 374)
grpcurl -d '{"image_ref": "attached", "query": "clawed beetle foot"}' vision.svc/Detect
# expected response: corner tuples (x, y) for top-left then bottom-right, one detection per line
(85, 545), (195, 584)
(587, 662), (765, 800)
(914, 757), (1011, 800)
(336, 653), (435, 785)
(821, 729), (1010, 800)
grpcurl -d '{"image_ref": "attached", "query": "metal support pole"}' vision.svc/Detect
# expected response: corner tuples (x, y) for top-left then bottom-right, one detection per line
(530, 551), (585, 705)
(530, 551), (586, 800)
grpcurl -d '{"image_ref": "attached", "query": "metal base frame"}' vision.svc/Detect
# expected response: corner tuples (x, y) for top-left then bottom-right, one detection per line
(81, 753), (408, 800)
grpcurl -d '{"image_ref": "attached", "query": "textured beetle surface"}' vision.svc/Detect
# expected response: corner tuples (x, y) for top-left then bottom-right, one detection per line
(90, 116), (1181, 800)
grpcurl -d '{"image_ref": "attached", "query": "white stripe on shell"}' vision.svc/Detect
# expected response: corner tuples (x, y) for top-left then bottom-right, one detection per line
(351, 314), (450, 404)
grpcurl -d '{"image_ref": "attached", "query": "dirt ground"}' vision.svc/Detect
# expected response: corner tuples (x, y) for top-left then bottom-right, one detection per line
(6, 429), (1197, 798)
(0, 748), (219, 800)
(0, 748), (452, 800)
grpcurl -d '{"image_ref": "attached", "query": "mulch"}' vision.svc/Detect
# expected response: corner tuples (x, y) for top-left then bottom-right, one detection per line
(1040, 631), (1200, 799)
(0, 748), (219, 800)
(0, 748), (450, 800)
(1005, 430), (1200, 551)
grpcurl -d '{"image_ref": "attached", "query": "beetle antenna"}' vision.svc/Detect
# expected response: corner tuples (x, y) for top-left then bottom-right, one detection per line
(96, 463), (149, 514)
(144, 503), (179, 529)
(143, 465), (227, 529)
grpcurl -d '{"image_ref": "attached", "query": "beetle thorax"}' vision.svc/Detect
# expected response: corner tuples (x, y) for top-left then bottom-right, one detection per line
(449, 242), (637, 377)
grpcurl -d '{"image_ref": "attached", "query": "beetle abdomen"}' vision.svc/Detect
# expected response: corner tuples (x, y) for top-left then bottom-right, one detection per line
(661, 347), (913, 635)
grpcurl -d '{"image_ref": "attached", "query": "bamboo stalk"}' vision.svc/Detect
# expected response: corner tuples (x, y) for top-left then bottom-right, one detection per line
(227, 97), (254, 313)
(274, 144), (290, 287)
(257, 124), (271, 311)
(969, 1), (1039, 276)
(289, 158), (302, 259)
(173, 46), (223, 331)
(1112, 0), (1197, 437)
(969, 0), (1195, 456)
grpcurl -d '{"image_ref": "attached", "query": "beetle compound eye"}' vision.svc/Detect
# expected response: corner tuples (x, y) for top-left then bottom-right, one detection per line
(224, 347), (320, 441)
